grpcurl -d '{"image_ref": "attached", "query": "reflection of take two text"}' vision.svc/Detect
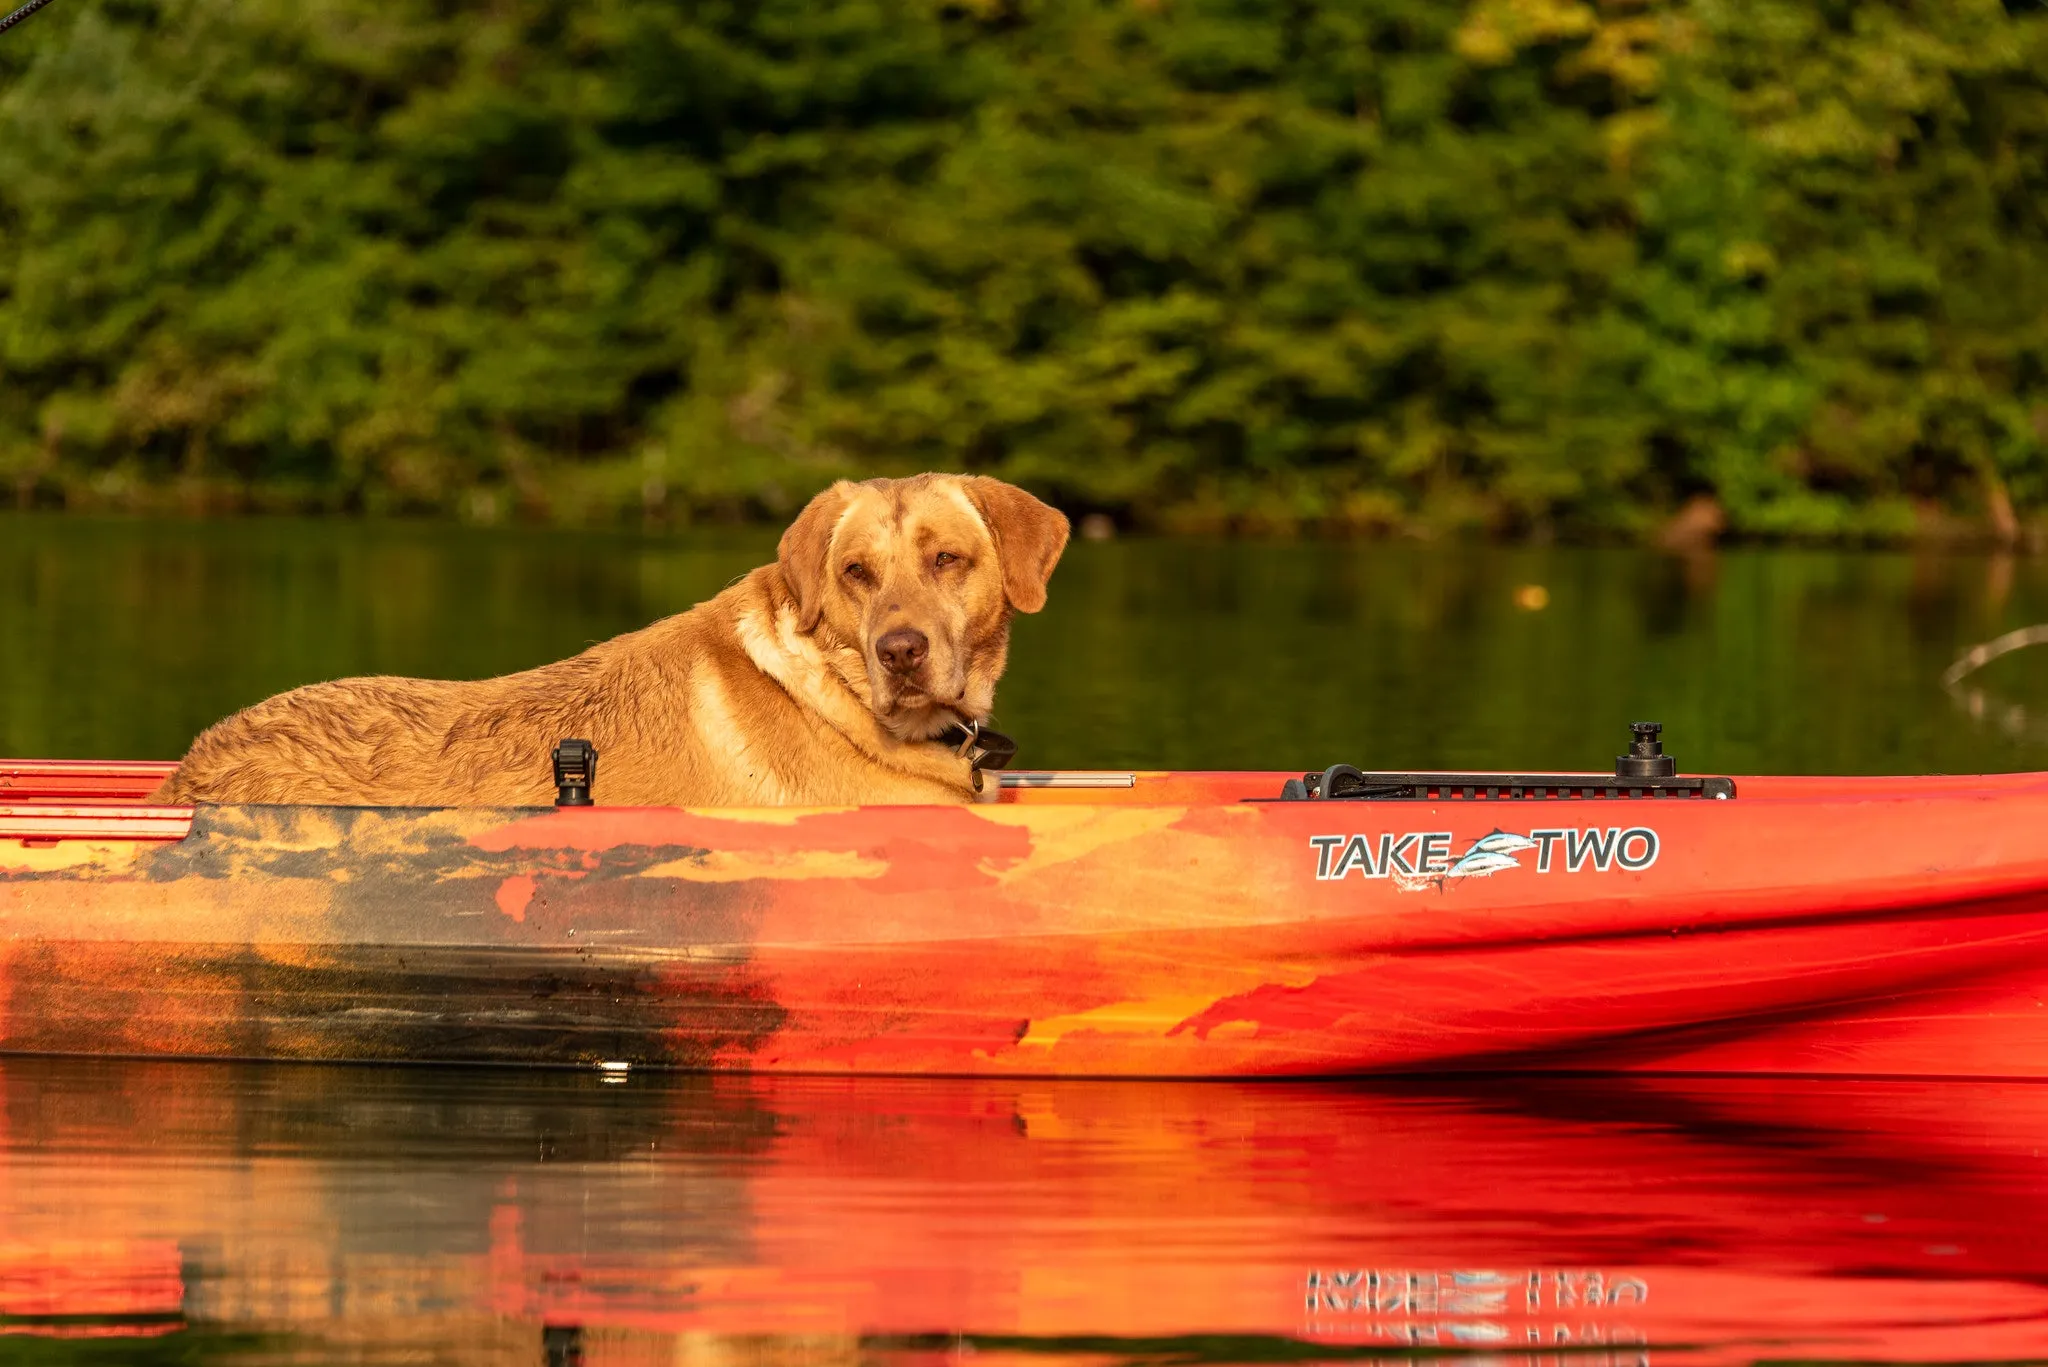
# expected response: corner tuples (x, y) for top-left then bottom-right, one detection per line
(1305, 1267), (1651, 1357)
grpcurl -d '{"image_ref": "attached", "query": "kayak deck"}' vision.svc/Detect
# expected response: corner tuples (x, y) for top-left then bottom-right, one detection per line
(7, 755), (2041, 824)
(5, 759), (2048, 1077)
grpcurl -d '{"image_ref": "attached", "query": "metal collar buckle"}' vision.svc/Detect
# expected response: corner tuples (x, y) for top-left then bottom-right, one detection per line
(938, 720), (1017, 772)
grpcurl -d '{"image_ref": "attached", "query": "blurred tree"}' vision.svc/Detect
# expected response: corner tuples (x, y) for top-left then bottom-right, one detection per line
(0, 0), (2043, 538)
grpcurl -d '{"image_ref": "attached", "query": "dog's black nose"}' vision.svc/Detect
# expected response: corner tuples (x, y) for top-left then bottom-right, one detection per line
(876, 627), (929, 675)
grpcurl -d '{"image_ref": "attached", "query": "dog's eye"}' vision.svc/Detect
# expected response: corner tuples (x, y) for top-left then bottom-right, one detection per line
(934, 551), (959, 568)
(844, 562), (868, 583)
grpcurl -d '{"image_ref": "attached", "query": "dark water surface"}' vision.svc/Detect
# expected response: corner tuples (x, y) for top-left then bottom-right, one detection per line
(9, 516), (2048, 1365)
(9, 513), (2048, 773)
(1, 1060), (2046, 1365)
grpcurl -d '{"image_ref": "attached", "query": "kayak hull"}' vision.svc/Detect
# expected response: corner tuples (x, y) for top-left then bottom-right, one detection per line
(5, 762), (2048, 1076)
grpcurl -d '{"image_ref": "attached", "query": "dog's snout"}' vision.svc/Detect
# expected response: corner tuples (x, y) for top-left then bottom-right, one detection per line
(876, 627), (929, 676)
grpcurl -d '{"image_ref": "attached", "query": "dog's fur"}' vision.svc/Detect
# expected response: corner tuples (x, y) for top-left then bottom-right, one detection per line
(149, 474), (1069, 807)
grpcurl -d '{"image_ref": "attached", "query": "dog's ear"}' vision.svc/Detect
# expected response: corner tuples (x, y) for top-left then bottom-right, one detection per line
(778, 482), (851, 631)
(964, 477), (1069, 614)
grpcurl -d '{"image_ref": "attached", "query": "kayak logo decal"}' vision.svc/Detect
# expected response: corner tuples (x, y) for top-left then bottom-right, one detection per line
(1309, 825), (1659, 892)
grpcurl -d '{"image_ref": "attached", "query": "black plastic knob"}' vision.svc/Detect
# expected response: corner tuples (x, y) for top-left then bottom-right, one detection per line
(552, 738), (598, 807)
(1615, 721), (1676, 779)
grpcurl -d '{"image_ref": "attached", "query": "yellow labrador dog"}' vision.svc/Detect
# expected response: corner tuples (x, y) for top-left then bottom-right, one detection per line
(150, 474), (1068, 807)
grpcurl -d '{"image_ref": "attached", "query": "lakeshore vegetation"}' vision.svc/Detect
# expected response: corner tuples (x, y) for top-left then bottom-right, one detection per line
(2, 0), (2045, 540)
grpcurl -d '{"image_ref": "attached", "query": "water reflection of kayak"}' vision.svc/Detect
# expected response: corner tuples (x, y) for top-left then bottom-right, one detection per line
(2, 1062), (2046, 1362)
(6, 757), (2048, 1077)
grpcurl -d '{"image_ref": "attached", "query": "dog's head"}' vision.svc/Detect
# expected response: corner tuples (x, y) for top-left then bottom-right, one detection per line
(777, 474), (1069, 738)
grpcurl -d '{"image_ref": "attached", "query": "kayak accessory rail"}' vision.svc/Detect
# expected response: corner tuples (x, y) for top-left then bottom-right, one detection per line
(1274, 768), (1736, 802)
(1273, 722), (1736, 801)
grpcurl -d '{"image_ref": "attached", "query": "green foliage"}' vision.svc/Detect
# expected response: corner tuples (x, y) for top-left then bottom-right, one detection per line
(1, 0), (2044, 538)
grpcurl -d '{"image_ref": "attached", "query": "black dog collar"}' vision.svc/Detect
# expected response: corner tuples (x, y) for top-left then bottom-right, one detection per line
(935, 720), (1017, 772)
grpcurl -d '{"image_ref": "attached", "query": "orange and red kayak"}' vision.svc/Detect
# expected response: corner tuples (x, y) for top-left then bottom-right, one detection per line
(4, 757), (2048, 1077)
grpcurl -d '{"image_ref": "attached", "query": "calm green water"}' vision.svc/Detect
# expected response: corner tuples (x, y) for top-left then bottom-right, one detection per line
(6, 512), (2048, 775)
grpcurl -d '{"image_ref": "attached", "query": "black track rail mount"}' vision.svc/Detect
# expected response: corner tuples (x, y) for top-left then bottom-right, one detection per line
(1275, 722), (1736, 802)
